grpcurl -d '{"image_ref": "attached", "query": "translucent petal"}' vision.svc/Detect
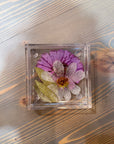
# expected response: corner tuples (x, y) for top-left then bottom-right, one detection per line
(58, 88), (64, 101)
(41, 71), (55, 82)
(76, 93), (83, 100)
(70, 85), (81, 95)
(48, 85), (72, 101)
(63, 89), (71, 101)
(58, 88), (71, 101)
(53, 60), (64, 77)
(71, 70), (85, 83)
(68, 79), (76, 90)
(66, 63), (77, 76)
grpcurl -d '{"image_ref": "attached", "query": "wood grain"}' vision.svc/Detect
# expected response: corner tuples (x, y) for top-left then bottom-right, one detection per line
(0, 0), (114, 144)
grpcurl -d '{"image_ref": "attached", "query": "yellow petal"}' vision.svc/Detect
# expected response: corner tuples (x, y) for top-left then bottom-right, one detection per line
(34, 84), (51, 103)
(35, 80), (58, 102)
(41, 71), (55, 82)
(35, 67), (54, 86)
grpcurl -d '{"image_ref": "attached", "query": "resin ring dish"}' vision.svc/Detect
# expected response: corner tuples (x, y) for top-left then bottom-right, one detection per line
(25, 44), (92, 110)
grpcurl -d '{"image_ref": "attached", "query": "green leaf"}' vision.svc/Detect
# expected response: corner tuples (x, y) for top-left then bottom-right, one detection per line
(35, 80), (58, 102)
(35, 67), (54, 86)
(34, 84), (51, 103)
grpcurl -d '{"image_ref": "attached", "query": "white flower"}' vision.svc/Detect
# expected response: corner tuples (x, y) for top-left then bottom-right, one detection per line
(41, 60), (85, 101)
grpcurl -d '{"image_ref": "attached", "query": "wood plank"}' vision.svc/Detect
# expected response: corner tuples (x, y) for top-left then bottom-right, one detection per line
(0, 0), (113, 43)
(0, 0), (113, 143)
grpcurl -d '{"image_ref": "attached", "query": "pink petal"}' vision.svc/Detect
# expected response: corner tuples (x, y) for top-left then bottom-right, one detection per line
(56, 50), (64, 61)
(37, 64), (52, 72)
(53, 60), (64, 77)
(68, 79), (76, 90)
(49, 51), (57, 63)
(77, 62), (84, 71)
(37, 58), (51, 68)
(70, 85), (81, 95)
(66, 63), (77, 77)
(62, 50), (71, 63)
(71, 70), (85, 83)
(41, 53), (53, 65)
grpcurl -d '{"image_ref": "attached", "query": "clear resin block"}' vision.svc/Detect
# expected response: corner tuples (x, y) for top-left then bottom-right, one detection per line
(25, 44), (92, 110)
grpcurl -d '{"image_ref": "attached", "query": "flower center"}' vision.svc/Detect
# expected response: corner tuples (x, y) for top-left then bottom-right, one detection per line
(57, 77), (69, 88)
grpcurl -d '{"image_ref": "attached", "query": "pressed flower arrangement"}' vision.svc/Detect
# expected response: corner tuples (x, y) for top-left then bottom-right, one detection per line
(25, 44), (92, 110)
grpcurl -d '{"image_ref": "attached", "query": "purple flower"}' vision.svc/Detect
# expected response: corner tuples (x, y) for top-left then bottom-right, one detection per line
(40, 61), (85, 101)
(52, 60), (85, 89)
(37, 50), (85, 101)
(37, 50), (83, 73)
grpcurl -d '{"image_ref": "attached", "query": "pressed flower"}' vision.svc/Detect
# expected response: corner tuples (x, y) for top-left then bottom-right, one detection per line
(26, 44), (92, 110)
(40, 60), (85, 101)
(35, 50), (85, 102)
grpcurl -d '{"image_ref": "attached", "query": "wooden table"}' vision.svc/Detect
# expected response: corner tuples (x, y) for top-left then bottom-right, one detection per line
(0, 0), (113, 144)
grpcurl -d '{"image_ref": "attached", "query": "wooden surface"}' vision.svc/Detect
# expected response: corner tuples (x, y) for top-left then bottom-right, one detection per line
(0, 0), (114, 144)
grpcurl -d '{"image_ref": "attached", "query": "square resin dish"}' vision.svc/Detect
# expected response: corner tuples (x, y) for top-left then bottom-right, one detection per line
(25, 44), (92, 110)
